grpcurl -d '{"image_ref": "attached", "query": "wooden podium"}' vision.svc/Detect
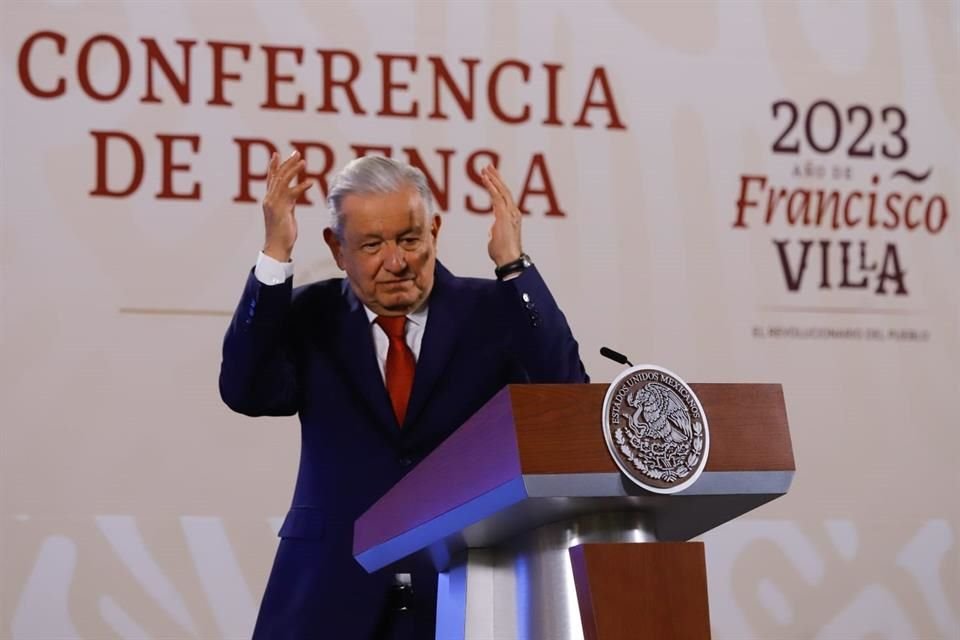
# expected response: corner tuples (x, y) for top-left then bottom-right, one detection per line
(354, 384), (794, 640)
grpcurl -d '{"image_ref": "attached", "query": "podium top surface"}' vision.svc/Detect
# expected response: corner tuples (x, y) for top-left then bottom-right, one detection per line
(354, 383), (794, 572)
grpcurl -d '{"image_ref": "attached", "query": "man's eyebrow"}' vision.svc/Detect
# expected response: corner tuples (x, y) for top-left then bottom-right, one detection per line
(356, 221), (423, 241)
(401, 217), (425, 233)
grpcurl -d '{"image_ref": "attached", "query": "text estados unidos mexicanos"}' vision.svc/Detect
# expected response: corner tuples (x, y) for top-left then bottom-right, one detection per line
(609, 371), (700, 426)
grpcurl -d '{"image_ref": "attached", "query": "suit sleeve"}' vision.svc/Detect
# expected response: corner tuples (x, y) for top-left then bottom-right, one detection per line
(219, 270), (300, 416)
(498, 266), (589, 384)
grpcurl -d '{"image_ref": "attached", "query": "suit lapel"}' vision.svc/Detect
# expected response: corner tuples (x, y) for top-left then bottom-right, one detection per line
(333, 280), (401, 437)
(403, 262), (471, 429)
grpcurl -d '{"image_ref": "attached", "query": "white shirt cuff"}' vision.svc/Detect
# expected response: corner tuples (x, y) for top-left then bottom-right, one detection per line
(255, 251), (294, 285)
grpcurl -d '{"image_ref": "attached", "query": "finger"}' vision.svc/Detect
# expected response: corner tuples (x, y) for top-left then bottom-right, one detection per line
(266, 152), (279, 190)
(274, 150), (302, 184)
(481, 165), (501, 192)
(486, 176), (517, 225)
(481, 167), (511, 213)
(276, 158), (307, 189)
(484, 165), (517, 210)
(481, 170), (508, 214)
(481, 175), (506, 219)
(290, 179), (314, 198)
(276, 150), (301, 176)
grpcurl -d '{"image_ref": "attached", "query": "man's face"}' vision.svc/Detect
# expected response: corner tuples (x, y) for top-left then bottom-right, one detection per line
(324, 185), (441, 316)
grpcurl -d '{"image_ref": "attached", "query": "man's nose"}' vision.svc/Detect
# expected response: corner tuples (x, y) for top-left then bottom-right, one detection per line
(383, 243), (406, 272)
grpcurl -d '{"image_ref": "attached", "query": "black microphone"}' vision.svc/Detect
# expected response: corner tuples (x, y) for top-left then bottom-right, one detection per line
(600, 346), (633, 367)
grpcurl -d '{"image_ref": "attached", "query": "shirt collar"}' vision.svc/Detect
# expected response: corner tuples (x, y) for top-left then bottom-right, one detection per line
(363, 302), (429, 327)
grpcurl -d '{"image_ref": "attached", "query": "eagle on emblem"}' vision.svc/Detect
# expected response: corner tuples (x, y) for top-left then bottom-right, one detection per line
(625, 382), (693, 444)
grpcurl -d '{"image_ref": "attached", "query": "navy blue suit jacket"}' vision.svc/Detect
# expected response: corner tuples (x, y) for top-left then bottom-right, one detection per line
(220, 261), (587, 639)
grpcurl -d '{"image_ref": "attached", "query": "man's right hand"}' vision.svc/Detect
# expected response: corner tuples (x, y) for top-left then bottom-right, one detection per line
(262, 150), (314, 263)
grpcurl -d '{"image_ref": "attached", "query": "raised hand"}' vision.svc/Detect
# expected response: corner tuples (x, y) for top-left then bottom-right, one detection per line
(262, 150), (313, 262)
(481, 164), (523, 267)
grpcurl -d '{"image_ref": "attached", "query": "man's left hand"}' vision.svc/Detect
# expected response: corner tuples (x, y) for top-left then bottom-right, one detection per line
(481, 165), (523, 267)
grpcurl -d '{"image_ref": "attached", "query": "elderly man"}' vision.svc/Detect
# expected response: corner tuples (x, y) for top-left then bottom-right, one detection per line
(220, 152), (587, 639)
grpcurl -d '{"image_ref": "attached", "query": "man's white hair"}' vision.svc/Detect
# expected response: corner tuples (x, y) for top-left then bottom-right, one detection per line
(326, 156), (435, 237)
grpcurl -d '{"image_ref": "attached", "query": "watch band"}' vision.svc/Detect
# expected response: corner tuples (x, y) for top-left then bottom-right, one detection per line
(495, 253), (532, 280)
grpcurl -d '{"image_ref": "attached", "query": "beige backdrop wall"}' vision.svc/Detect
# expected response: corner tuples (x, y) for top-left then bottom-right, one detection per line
(2, 1), (958, 639)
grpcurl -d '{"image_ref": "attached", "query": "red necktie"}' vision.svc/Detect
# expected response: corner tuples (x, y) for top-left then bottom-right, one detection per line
(375, 315), (416, 426)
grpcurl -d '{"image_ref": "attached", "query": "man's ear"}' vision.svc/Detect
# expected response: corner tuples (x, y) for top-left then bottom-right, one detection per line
(323, 228), (346, 271)
(430, 214), (442, 242)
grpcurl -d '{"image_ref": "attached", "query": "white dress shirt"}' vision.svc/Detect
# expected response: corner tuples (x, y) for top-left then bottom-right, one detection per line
(254, 252), (427, 381)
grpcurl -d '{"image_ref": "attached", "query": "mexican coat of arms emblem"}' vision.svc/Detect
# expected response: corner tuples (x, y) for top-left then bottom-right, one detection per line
(602, 365), (710, 494)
